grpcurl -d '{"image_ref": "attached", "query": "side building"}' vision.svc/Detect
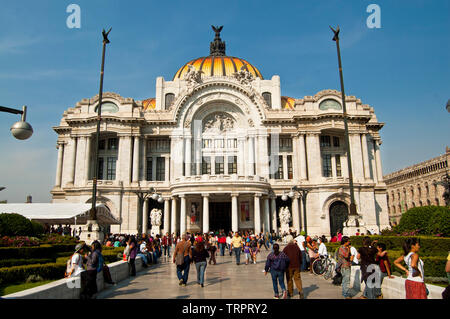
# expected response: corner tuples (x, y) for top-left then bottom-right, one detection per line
(384, 147), (450, 225)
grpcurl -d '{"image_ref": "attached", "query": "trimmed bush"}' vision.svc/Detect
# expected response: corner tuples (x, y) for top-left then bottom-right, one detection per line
(348, 235), (450, 257)
(30, 221), (44, 237)
(0, 244), (76, 259)
(387, 250), (447, 278)
(0, 258), (54, 268)
(0, 263), (66, 286)
(0, 213), (33, 237)
(396, 206), (450, 237)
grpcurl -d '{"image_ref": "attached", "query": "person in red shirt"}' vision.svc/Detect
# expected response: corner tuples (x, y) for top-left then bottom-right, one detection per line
(162, 232), (172, 258)
(376, 242), (393, 298)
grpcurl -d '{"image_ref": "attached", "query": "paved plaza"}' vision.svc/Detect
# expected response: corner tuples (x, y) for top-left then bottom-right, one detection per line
(98, 248), (346, 299)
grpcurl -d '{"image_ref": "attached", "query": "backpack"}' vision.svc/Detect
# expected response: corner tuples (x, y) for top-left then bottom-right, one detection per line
(97, 253), (104, 273)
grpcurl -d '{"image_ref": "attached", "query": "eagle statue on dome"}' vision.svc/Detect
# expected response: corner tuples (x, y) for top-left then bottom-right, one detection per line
(211, 25), (223, 39)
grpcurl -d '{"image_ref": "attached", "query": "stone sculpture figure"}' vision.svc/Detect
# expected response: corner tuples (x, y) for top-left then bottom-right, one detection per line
(279, 207), (291, 236)
(183, 64), (203, 86)
(150, 208), (162, 237)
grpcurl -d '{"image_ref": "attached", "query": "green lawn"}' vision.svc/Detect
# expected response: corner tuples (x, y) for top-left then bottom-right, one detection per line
(0, 280), (54, 296)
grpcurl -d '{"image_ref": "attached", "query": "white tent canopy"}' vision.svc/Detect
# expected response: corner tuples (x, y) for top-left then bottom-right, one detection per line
(0, 203), (120, 225)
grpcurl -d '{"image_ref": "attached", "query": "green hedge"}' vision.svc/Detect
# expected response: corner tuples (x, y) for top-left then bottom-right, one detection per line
(396, 206), (450, 236)
(386, 250), (447, 278)
(0, 244), (76, 259)
(348, 236), (450, 257)
(0, 258), (54, 268)
(0, 263), (66, 286)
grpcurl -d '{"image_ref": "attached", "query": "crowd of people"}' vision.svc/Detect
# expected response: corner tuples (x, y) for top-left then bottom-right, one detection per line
(64, 228), (448, 300)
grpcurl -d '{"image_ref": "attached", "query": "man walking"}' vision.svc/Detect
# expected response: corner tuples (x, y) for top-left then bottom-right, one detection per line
(338, 236), (353, 299)
(282, 235), (304, 299)
(295, 231), (308, 271)
(231, 232), (243, 265)
(173, 233), (192, 286)
(162, 232), (172, 258)
(218, 231), (226, 256)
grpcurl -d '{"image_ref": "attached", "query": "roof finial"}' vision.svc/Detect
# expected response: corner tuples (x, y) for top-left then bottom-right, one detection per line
(210, 25), (226, 56)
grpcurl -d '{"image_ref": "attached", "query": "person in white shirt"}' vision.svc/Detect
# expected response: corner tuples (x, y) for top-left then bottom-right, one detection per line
(294, 232), (307, 271)
(350, 245), (359, 265)
(318, 238), (328, 257)
(67, 243), (85, 277)
(226, 234), (232, 256)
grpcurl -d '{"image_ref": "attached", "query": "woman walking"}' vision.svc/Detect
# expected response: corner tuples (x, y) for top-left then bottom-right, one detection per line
(394, 238), (427, 299)
(192, 241), (210, 287)
(375, 242), (393, 298)
(208, 234), (217, 265)
(357, 236), (378, 299)
(264, 243), (290, 299)
(127, 236), (138, 276)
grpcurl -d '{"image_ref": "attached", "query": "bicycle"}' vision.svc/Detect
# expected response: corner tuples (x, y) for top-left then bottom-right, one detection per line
(312, 255), (335, 280)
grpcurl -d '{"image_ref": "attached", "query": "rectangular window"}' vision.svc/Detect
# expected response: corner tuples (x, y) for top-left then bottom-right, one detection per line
(287, 155), (293, 179)
(98, 139), (106, 150)
(336, 155), (342, 177)
(320, 135), (331, 147)
(202, 157), (211, 175)
(202, 139), (211, 148)
(156, 157), (165, 181)
(97, 157), (104, 180)
(215, 139), (224, 149)
(280, 138), (292, 151)
(215, 156), (224, 174)
(228, 156), (237, 174)
(333, 136), (340, 147)
(322, 154), (332, 177)
(275, 155), (283, 179)
(108, 138), (117, 150)
(227, 139), (237, 148)
(106, 157), (117, 180)
(146, 158), (153, 181)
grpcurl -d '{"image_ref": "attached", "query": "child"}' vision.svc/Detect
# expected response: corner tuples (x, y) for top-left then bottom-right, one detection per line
(244, 242), (251, 265)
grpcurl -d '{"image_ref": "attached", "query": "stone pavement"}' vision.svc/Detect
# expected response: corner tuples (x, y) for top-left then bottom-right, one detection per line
(98, 247), (345, 299)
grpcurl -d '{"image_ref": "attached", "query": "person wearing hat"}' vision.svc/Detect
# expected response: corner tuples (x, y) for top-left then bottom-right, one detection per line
(66, 243), (86, 278)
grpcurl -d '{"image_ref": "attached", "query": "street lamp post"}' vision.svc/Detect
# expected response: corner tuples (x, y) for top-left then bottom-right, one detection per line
(134, 187), (163, 234)
(90, 28), (112, 221)
(0, 105), (33, 140)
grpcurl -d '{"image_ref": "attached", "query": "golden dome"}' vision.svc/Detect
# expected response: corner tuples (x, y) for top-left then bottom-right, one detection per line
(142, 98), (156, 110)
(173, 56), (263, 80)
(281, 96), (295, 109)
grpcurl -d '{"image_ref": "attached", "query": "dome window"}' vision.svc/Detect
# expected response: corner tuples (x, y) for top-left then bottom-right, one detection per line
(262, 92), (272, 107)
(94, 101), (119, 114)
(165, 93), (175, 109)
(319, 99), (342, 111)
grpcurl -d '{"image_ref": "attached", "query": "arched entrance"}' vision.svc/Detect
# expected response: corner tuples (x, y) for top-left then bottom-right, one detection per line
(329, 201), (348, 237)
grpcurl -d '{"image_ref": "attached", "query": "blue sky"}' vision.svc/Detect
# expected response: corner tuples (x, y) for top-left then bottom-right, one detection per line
(0, 0), (449, 203)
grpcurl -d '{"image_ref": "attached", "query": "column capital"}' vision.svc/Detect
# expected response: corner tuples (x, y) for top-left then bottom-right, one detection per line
(179, 194), (186, 198)
(230, 192), (239, 197)
(201, 193), (210, 198)
(254, 192), (262, 198)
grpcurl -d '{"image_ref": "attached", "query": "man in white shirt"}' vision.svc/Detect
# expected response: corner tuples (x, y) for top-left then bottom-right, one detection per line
(350, 245), (359, 265)
(295, 232), (307, 271)
(318, 238), (328, 257)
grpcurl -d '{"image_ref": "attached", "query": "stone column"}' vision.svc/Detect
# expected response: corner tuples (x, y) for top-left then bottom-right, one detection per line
(292, 195), (300, 233)
(361, 134), (370, 180)
(142, 198), (149, 234)
(231, 193), (239, 232)
(374, 139), (383, 182)
(67, 137), (77, 185)
(163, 198), (170, 235)
(248, 136), (255, 175)
(349, 133), (364, 182)
(254, 193), (261, 234)
(271, 197), (278, 235)
(141, 137), (147, 181)
(152, 156), (157, 181)
(306, 133), (321, 182)
(84, 136), (91, 183)
(299, 134), (307, 180)
(211, 156), (216, 175)
(185, 137), (192, 177)
(283, 155), (289, 180)
(263, 197), (270, 233)
(202, 194), (209, 233)
(257, 134), (269, 178)
(165, 156), (170, 181)
(55, 142), (64, 187)
(238, 138), (245, 175)
(331, 155), (337, 179)
(180, 195), (186, 235)
(171, 197), (177, 235)
(292, 135), (299, 180)
(132, 136), (140, 183)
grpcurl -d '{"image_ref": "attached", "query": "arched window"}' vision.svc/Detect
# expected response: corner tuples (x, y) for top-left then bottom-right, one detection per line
(262, 92), (272, 107)
(165, 93), (175, 109)
(94, 101), (119, 114)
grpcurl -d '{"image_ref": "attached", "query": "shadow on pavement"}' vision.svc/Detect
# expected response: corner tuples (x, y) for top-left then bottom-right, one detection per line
(303, 284), (319, 298)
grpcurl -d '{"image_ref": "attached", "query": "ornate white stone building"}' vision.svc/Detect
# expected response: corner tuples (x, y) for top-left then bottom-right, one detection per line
(51, 28), (390, 236)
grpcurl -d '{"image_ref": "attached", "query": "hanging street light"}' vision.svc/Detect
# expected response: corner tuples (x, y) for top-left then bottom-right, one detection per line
(0, 105), (33, 140)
